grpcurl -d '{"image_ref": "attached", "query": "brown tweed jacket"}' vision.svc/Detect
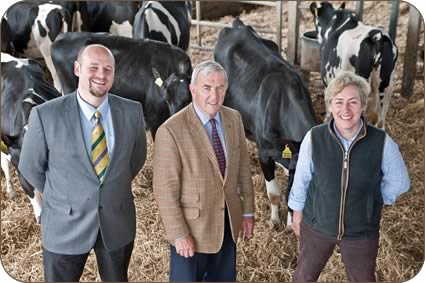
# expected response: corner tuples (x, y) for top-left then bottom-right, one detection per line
(153, 103), (255, 253)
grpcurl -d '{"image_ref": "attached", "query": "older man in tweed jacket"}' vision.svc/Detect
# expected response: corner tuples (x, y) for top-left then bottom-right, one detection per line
(153, 60), (255, 282)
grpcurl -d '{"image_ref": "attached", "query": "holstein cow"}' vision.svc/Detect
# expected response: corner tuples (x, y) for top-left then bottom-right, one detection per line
(310, 2), (398, 128)
(214, 18), (319, 226)
(85, 1), (140, 37)
(50, 32), (192, 138)
(2, 1), (71, 91)
(50, 0), (90, 32)
(133, 1), (192, 52)
(1, 53), (60, 222)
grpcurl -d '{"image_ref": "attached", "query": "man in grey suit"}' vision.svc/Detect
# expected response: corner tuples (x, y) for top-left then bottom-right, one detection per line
(19, 44), (147, 282)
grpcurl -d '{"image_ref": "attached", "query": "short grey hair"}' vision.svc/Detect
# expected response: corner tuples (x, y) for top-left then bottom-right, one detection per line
(191, 60), (228, 87)
(324, 71), (370, 110)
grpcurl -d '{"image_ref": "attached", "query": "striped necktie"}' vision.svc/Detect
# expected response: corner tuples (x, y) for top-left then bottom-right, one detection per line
(210, 119), (226, 177)
(91, 111), (109, 182)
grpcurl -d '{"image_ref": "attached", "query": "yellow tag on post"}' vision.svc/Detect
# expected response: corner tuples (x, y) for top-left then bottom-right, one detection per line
(282, 144), (292, 159)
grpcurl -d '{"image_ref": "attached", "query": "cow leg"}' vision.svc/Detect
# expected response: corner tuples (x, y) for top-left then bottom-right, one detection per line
(28, 190), (43, 224)
(378, 84), (393, 129)
(260, 157), (281, 224)
(285, 169), (296, 230)
(17, 171), (41, 223)
(1, 152), (16, 199)
(39, 41), (63, 92)
(366, 73), (380, 126)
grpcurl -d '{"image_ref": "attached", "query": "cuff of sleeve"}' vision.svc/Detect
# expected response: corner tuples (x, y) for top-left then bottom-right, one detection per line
(288, 199), (305, 211)
(175, 233), (189, 241)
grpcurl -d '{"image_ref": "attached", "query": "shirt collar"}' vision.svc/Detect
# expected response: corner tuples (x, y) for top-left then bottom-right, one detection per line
(77, 91), (110, 122)
(192, 102), (222, 127)
(332, 118), (364, 143)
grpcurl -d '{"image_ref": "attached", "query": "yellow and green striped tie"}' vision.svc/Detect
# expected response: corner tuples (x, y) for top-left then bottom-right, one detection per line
(91, 111), (109, 182)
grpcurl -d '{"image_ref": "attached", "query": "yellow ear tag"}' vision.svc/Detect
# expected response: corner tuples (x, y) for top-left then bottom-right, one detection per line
(282, 144), (292, 159)
(155, 77), (163, 87)
(1, 141), (8, 153)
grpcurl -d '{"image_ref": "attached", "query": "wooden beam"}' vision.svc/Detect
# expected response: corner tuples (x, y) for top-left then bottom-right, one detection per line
(355, 0), (364, 21)
(287, 1), (300, 65)
(196, 1), (201, 47)
(401, 6), (422, 98)
(276, 0), (283, 52)
(389, 0), (400, 42)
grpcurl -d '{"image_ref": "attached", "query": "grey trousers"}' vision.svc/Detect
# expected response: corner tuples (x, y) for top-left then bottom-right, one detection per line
(43, 231), (134, 282)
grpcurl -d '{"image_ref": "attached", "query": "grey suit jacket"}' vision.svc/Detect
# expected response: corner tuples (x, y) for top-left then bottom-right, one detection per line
(19, 92), (147, 254)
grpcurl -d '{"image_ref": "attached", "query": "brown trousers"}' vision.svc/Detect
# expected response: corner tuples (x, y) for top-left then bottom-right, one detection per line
(293, 221), (379, 282)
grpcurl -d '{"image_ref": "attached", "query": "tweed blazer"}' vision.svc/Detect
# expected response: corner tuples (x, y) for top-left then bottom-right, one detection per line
(153, 103), (255, 253)
(19, 92), (147, 254)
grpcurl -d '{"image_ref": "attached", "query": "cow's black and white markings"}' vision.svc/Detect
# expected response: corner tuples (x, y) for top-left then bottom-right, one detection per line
(2, 1), (71, 91)
(133, 1), (192, 52)
(214, 18), (319, 226)
(51, 32), (192, 138)
(1, 52), (60, 222)
(311, 2), (398, 128)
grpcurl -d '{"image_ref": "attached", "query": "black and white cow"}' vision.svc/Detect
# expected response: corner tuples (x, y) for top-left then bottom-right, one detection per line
(1, 17), (14, 54)
(85, 1), (140, 37)
(133, 1), (192, 52)
(50, 0), (90, 32)
(1, 52), (60, 222)
(50, 32), (192, 138)
(310, 2), (398, 128)
(2, 1), (71, 91)
(214, 18), (319, 226)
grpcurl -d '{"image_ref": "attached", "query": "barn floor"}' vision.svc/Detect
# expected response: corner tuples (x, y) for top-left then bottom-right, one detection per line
(1, 1), (424, 282)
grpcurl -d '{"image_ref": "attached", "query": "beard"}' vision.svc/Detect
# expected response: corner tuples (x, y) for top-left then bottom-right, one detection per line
(89, 80), (108, 97)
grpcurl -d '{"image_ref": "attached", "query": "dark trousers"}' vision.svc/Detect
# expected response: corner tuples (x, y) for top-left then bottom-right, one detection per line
(43, 231), (134, 282)
(169, 209), (236, 282)
(293, 221), (379, 282)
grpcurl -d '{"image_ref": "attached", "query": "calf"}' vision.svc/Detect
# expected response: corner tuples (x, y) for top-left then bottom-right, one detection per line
(214, 18), (319, 226)
(51, 32), (192, 138)
(2, 1), (71, 91)
(1, 53), (60, 222)
(133, 1), (192, 52)
(310, 2), (398, 128)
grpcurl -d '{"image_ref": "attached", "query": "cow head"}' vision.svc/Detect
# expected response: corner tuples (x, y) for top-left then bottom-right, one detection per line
(310, 2), (356, 44)
(152, 63), (192, 116)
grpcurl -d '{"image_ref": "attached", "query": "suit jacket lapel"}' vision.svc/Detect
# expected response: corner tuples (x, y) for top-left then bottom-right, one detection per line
(187, 104), (222, 177)
(65, 92), (97, 178)
(102, 94), (123, 181)
(221, 108), (234, 183)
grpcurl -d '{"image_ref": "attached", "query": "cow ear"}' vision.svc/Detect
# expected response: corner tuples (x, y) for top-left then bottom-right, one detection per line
(310, 2), (318, 16)
(339, 2), (346, 10)
(178, 61), (190, 75)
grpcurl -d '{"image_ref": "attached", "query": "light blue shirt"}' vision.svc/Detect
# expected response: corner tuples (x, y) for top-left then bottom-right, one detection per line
(192, 103), (227, 158)
(77, 93), (115, 158)
(288, 121), (410, 211)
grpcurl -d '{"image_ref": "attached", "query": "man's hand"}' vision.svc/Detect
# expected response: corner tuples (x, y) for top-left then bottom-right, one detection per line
(175, 233), (195, 258)
(292, 210), (303, 240)
(241, 216), (255, 239)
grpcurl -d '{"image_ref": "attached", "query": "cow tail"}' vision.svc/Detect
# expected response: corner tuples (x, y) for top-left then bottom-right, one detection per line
(370, 30), (384, 68)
